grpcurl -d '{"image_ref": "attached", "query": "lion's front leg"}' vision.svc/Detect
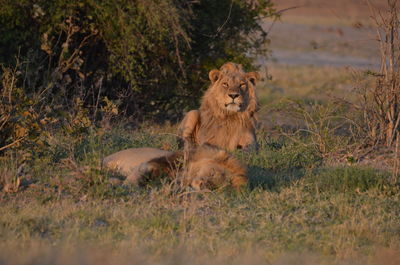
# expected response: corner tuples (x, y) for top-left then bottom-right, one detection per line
(179, 110), (200, 142)
(178, 110), (200, 162)
(238, 131), (258, 151)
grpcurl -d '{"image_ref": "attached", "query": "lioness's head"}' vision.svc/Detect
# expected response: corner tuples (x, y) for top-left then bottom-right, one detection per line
(205, 62), (260, 115)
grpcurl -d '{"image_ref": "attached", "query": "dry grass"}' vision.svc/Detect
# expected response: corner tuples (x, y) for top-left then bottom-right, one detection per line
(257, 64), (361, 104)
(1, 48), (397, 265)
(0, 123), (399, 265)
(2, 49), (396, 265)
(0, 181), (399, 264)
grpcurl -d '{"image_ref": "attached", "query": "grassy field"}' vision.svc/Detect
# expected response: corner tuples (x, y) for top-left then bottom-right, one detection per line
(258, 64), (360, 104)
(1, 1), (400, 264)
(1, 120), (399, 265)
(1, 49), (399, 265)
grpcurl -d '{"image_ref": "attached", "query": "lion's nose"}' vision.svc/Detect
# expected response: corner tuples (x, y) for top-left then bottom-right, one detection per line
(228, 93), (239, 100)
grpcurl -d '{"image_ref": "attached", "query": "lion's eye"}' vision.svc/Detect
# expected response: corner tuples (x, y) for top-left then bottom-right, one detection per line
(222, 83), (229, 88)
(240, 83), (246, 88)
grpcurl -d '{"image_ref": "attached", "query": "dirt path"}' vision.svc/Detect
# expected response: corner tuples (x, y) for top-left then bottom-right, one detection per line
(266, 49), (378, 68)
(262, 0), (385, 69)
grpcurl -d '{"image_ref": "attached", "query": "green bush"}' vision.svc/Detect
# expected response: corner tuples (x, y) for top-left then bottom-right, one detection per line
(0, 0), (275, 152)
(0, 0), (275, 120)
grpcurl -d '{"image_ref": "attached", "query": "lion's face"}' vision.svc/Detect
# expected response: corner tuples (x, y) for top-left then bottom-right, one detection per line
(187, 161), (227, 190)
(208, 63), (259, 114)
(218, 73), (249, 112)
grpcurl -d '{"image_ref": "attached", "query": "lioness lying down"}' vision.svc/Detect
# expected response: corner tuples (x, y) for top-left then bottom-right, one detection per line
(103, 145), (247, 190)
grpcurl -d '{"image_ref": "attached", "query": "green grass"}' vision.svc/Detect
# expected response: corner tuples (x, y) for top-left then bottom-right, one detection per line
(0, 124), (399, 265)
(257, 65), (363, 106)
(1, 62), (398, 264)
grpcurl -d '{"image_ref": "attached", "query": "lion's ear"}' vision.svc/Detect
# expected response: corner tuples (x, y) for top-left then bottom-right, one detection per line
(246, 72), (260, 86)
(209, 69), (220, 84)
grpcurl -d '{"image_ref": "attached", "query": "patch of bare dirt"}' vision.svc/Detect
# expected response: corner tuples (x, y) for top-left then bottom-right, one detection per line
(273, 0), (386, 21)
(262, 0), (385, 68)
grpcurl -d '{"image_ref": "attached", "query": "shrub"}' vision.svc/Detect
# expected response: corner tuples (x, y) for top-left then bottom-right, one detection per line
(0, 0), (275, 119)
(356, 0), (400, 147)
(0, 0), (275, 152)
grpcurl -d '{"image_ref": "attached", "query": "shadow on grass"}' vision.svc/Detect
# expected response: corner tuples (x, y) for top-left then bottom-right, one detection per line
(247, 165), (398, 193)
(306, 166), (397, 193)
(247, 165), (306, 191)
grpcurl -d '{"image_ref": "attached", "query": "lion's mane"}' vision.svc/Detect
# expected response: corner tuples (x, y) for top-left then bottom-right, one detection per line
(183, 144), (248, 190)
(180, 62), (260, 151)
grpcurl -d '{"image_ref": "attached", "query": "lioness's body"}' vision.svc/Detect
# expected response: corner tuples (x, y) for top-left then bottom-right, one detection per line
(103, 145), (247, 190)
(103, 148), (173, 176)
(179, 62), (259, 151)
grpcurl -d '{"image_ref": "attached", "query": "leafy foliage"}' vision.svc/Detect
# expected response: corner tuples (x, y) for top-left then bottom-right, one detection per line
(0, 0), (275, 115)
(0, 0), (275, 152)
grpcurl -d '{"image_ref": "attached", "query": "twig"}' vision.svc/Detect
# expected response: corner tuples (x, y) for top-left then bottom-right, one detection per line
(93, 76), (103, 121)
(264, 5), (304, 35)
(392, 131), (399, 184)
(0, 137), (25, 152)
(202, 0), (233, 38)
(0, 113), (10, 132)
(173, 33), (187, 78)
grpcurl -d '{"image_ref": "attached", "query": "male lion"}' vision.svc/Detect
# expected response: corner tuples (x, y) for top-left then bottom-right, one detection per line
(179, 62), (260, 151)
(103, 62), (257, 190)
(103, 145), (247, 190)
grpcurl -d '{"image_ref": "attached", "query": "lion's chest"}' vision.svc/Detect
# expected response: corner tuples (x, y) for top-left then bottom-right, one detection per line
(197, 120), (247, 151)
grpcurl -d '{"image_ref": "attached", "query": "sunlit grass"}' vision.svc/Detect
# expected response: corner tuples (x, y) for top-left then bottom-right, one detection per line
(0, 124), (399, 265)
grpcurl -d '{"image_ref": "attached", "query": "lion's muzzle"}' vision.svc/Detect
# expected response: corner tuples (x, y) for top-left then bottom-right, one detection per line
(225, 102), (241, 112)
